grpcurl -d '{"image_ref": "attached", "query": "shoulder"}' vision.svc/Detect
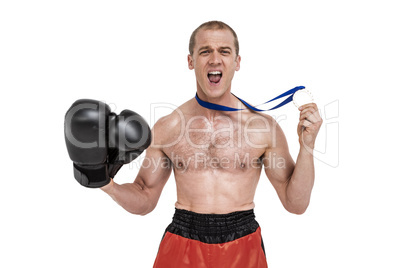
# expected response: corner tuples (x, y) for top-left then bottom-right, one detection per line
(153, 98), (194, 131)
(242, 110), (278, 130)
(240, 111), (287, 150)
(151, 98), (194, 148)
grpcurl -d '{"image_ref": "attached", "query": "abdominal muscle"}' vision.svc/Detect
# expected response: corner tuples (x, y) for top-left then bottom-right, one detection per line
(173, 166), (262, 214)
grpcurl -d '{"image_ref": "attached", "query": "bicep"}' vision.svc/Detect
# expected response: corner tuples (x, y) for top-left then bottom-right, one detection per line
(134, 146), (172, 204)
(263, 121), (295, 204)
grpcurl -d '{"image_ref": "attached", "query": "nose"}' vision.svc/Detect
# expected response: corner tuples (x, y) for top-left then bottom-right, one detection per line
(208, 51), (222, 65)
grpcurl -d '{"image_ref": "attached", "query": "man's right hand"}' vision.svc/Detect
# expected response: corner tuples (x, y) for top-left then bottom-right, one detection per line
(64, 99), (151, 188)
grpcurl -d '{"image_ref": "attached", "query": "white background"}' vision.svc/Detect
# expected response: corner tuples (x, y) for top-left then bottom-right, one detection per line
(1, 0), (401, 267)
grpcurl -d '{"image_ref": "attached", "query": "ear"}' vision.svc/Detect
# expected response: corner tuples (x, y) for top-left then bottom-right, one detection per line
(188, 54), (194, 70)
(235, 55), (241, 71)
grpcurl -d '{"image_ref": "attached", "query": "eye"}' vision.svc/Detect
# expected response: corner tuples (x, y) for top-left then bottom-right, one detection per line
(200, 50), (209, 55)
(221, 50), (230, 55)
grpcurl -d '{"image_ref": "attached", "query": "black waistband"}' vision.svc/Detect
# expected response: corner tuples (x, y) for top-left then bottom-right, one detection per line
(165, 208), (259, 244)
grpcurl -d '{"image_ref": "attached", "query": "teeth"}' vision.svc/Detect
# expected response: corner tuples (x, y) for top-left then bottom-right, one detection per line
(208, 71), (221, 75)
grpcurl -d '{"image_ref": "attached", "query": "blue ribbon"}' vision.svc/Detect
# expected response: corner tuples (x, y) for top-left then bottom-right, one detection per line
(195, 86), (305, 112)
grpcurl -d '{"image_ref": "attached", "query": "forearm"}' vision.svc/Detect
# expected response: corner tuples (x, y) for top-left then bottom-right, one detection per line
(285, 147), (315, 214)
(101, 179), (154, 216)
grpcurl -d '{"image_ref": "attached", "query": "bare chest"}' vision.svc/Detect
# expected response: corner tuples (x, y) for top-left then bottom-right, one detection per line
(163, 115), (268, 172)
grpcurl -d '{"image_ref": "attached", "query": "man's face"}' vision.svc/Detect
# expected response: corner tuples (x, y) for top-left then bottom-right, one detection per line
(188, 29), (241, 99)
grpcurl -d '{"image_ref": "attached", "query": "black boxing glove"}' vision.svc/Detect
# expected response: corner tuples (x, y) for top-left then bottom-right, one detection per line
(107, 109), (152, 178)
(64, 99), (151, 188)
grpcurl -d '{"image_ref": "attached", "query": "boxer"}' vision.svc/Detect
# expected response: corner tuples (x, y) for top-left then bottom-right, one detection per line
(65, 21), (322, 268)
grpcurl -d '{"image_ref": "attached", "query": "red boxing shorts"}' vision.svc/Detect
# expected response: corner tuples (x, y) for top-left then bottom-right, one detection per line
(153, 209), (268, 268)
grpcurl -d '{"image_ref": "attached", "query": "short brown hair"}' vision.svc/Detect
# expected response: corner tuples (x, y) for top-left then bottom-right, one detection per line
(189, 21), (239, 56)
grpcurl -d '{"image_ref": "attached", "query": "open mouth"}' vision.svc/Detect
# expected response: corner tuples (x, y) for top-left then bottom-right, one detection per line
(207, 71), (222, 84)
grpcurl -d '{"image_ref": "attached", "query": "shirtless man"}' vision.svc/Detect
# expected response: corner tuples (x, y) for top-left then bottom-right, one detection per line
(66, 21), (322, 267)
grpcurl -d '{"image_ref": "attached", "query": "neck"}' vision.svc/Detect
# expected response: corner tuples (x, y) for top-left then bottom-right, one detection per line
(195, 89), (242, 119)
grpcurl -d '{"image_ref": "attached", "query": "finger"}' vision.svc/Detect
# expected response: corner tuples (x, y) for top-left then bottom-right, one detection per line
(299, 107), (315, 119)
(298, 102), (317, 111)
(299, 119), (312, 129)
(303, 120), (312, 127)
(300, 108), (321, 123)
(300, 104), (321, 118)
